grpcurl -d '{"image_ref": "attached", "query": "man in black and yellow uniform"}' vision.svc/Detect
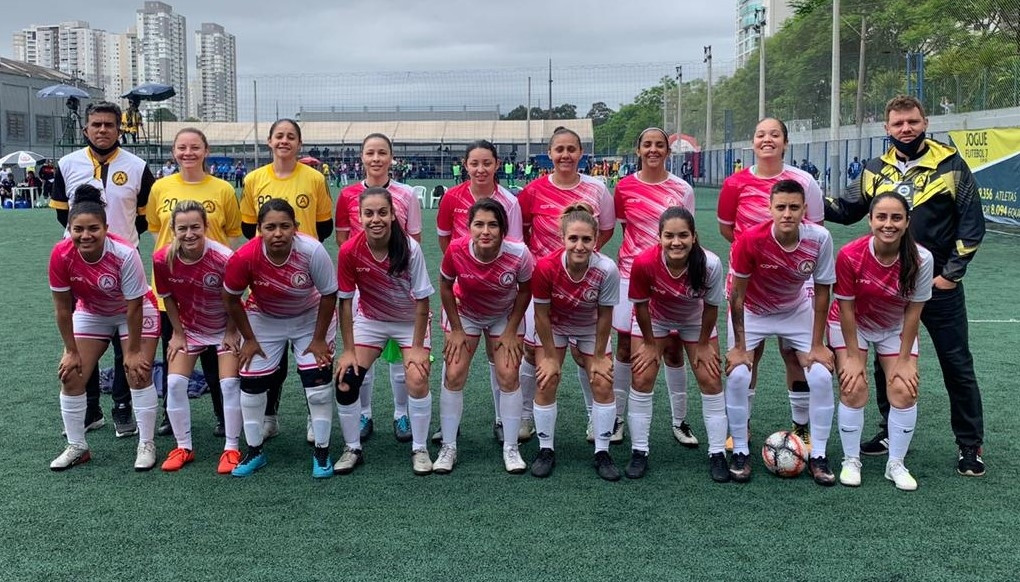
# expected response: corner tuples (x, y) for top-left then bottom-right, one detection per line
(825, 95), (986, 477)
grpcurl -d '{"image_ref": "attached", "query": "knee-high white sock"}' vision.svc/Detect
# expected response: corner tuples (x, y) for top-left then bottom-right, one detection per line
(725, 364), (753, 455)
(220, 377), (242, 451)
(591, 400), (616, 453)
(166, 373), (192, 450)
(130, 384), (158, 445)
(500, 388), (523, 451)
(240, 391), (268, 447)
(407, 393), (432, 451)
(336, 401), (361, 450)
(627, 390), (654, 453)
(789, 385), (811, 425)
(747, 389), (756, 417)
(359, 366), (375, 418)
(304, 383), (334, 448)
(701, 392), (728, 455)
(533, 402), (557, 450)
(390, 363), (408, 418)
(519, 359), (536, 420)
(61, 393), (88, 448)
(838, 403), (864, 459)
(612, 359), (632, 418)
(488, 361), (501, 422)
(439, 386), (463, 447)
(806, 363), (834, 459)
(665, 364), (688, 425)
(887, 404), (917, 461)
(577, 367), (594, 416)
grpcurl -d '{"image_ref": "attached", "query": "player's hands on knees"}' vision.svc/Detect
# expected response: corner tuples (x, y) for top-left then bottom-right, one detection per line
(535, 358), (561, 390)
(123, 350), (151, 385)
(334, 350), (359, 389)
(58, 350), (82, 383)
(725, 347), (753, 375)
(631, 340), (660, 376)
(221, 331), (241, 355)
(890, 358), (919, 399)
(588, 354), (614, 384)
(167, 333), (187, 363)
(404, 347), (430, 378)
(838, 354), (866, 395)
(443, 329), (468, 365)
(493, 331), (524, 371)
(303, 338), (333, 369)
(238, 339), (265, 372)
(800, 345), (834, 372)
(692, 341), (721, 379)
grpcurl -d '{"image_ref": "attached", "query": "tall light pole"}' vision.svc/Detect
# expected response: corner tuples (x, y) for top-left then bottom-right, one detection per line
(675, 65), (683, 172)
(704, 46), (713, 152)
(830, 0), (842, 197)
(754, 7), (767, 119)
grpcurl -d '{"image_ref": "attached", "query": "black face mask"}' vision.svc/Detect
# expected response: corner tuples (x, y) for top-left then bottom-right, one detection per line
(84, 134), (119, 157)
(890, 132), (926, 160)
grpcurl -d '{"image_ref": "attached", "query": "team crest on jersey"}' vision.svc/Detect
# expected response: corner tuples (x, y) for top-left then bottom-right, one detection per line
(666, 197), (677, 206)
(112, 171), (128, 186)
(142, 316), (157, 331)
(203, 200), (217, 214)
(798, 260), (816, 274)
(291, 272), (311, 287)
(296, 194), (311, 209)
(203, 273), (222, 288)
(499, 272), (515, 287)
(97, 274), (117, 291)
(582, 287), (598, 302)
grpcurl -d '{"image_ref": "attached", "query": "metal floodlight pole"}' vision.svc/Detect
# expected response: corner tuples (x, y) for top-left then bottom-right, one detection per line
(756, 7), (767, 119)
(526, 76), (532, 162)
(705, 45), (713, 152)
(253, 79), (259, 167)
(830, 0), (842, 197)
(676, 65), (683, 172)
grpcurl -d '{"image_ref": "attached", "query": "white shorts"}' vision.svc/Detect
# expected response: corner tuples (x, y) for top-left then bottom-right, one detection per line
(73, 304), (160, 341)
(523, 300), (536, 345)
(442, 310), (524, 338)
(242, 309), (338, 377)
(532, 333), (611, 357)
(632, 318), (718, 343)
(727, 300), (814, 353)
(827, 321), (919, 358)
(353, 314), (432, 351)
(612, 278), (634, 334)
(183, 329), (230, 355)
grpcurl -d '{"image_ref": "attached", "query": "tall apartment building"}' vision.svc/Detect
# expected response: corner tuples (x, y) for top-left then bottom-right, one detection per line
(12, 24), (61, 71)
(136, 1), (188, 119)
(105, 29), (140, 105)
(195, 22), (237, 122)
(736, 0), (795, 66)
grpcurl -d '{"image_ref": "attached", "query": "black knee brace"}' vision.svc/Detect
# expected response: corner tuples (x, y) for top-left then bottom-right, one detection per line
(298, 366), (333, 388)
(239, 375), (270, 395)
(335, 366), (368, 405)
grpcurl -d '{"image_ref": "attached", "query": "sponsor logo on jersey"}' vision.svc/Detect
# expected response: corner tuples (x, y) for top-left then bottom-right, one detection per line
(203, 273), (222, 288)
(296, 194), (311, 209)
(112, 171), (128, 186)
(98, 274), (117, 291)
(759, 263), (779, 269)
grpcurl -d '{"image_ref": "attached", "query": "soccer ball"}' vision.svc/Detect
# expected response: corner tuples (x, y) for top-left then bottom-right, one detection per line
(761, 431), (808, 477)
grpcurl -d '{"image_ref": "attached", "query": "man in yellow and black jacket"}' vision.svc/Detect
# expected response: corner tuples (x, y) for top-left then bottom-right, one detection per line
(825, 95), (986, 477)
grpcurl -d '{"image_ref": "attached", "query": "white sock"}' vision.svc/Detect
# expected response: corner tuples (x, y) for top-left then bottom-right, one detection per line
(359, 366), (375, 419)
(408, 393), (432, 451)
(500, 388), (523, 451)
(725, 364), (753, 455)
(665, 364), (688, 425)
(519, 359), (536, 420)
(701, 392), (728, 455)
(220, 377), (242, 450)
(488, 361), (501, 422)
(336, 401), (361, 450)
(577, 367), (594, 416)
(806, 363), (834, 459)
(439, 386), (463, 447)
(240, 391), (267, 447)
(591, 400), (616, 453)
(304, 383), (334, 448)
(838, 403), (864, 459)
(612, 359), (631, 418)
(627, 390), (654, 453)
(789, 390), (811, 425)
(166, 373), (192, 450)
(130, 384), (158, 445)
(747, 388), (756, 417)
(390, 363), (408, 418)
(60, 393), (88, 447)
(887, 404), (917, 460)
(533, 402), (557, 450)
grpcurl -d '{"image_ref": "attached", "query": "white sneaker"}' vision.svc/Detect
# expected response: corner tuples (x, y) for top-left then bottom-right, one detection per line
(839, 456), (862, 487)
(50, 444), (91, 471)
(610, 416), (625, 444)
(262, 415), (280, 440)
(411, 448), (433, 475)
(503, 444), (527, 474)
(885, 458), (918, 491)
(332, 447), (363, 475)
(306, 415), (315, 444)
(672, 420), (700, 448)
(433, 444), (457, 474)
(518, 417), (536, 441)
(134, 441), (157, 471)
(585, 417), (595, 443)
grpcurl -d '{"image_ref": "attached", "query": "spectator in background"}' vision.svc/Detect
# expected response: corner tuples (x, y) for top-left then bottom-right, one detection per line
(847, 156), (863, 183)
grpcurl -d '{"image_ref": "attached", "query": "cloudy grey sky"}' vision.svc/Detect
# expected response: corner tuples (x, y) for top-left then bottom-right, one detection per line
(5, 1), (741, 118)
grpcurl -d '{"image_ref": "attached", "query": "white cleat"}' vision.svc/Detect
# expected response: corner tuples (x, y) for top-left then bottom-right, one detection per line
(839, 456), (862, 487)
(885, 458), (918, 491)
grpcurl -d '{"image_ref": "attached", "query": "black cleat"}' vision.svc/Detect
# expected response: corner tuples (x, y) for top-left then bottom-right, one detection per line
(624, 450), (648, 479)
(594, 451), (621, 482)
(531, 448), (556, 478)
(709, 452), (730, 483)
(957, 445), (986, 477)
(729, 452), (751, 483)
(809, 456), (837, 486)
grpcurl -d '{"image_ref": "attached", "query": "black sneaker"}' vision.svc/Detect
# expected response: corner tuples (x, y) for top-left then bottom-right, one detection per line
(809, 456), (836, 486)
(729, 452), (751, 483)
(156, 413), (173, 437)
(531, 448), (556, 478)
(957, 445), (986, 477)
(84, 408), (105, 432)
(213, 421), (226, 438)
(709, 452), (730, 483)
(492, 420), (504, 444)
(594, 451), (621, 482)
(625, 450), (648, 479)
(112, 404), (138, 438)
(860, 430), (889, 456)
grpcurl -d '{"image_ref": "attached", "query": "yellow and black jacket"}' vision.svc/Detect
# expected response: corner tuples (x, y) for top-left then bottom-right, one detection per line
(825, 139), (985, 282)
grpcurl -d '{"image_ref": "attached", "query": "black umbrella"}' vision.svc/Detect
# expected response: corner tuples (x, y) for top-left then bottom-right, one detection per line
(123, 82), (176, 102)
(37, 84), (91, 99)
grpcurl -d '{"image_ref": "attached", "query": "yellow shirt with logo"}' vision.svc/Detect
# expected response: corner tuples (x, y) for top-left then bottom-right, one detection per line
(239, 163), (332, 237)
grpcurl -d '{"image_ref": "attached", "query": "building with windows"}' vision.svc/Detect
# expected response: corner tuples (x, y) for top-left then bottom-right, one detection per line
(136, 1), (188, 119)
(735, 0), (795, 66)
(195, 23), (237, 122)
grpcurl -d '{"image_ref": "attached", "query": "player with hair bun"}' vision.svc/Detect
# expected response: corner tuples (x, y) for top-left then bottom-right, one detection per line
(49, 184), (161, 472)
(530, 203), (621, 481)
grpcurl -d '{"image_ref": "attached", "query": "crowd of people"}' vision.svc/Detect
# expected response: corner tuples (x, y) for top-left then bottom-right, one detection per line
(45, 95), (987, 488)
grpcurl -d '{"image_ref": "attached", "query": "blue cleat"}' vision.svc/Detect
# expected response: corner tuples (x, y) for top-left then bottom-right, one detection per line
(312, 447), (333, 479)
(231, 448), (267, 477)
(393, 415), (412, 443)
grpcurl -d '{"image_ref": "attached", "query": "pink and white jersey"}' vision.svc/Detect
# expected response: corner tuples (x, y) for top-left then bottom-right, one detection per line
(518, 174), (615, 257)
(49, 233), (153, 317)
(615, 172), (695, 278)
(436, 182), (523, 241)
(629, 246), (725, 327)
(335, 180), (423, 237)
(153, 239), (233, 340)
(829, 235), (934, 332)
(224, 233), (338, 318)
(337, 231), (434, 322)
(730, 221), (836, 316)
(440, 236), (534, 321)
(532, 248), (619, 337)
(717, 165), (824, 240)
